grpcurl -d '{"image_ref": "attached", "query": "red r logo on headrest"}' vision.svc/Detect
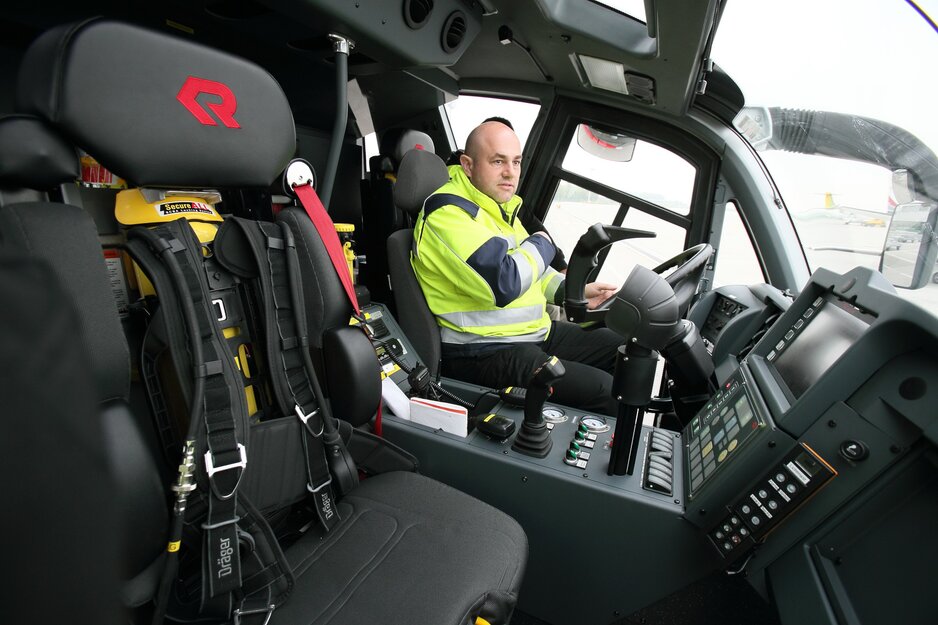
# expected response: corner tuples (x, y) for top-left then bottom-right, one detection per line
(176, 76), (241, 129)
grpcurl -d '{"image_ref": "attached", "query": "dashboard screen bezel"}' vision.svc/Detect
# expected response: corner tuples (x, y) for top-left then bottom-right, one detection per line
(768, 294), (875, 401)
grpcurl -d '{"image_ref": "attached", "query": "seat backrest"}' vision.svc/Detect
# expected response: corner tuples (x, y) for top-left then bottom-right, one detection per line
(360, 128), (435, 306)
(0, 255), (124, 624)
(387, 148), (450, 378)
(0, 114), (169, 607)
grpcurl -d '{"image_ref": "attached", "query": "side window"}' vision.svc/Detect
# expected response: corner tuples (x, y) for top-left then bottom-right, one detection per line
(711, 201), (766, 287)
(544, 126), (694, 287)
(442, 95), (541, 153)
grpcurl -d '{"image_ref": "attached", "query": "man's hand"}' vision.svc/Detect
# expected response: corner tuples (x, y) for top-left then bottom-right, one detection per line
(585, 281), (619, 310)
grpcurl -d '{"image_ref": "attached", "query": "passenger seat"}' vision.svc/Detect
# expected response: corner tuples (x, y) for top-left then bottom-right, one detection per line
(9, 18), (527, 625)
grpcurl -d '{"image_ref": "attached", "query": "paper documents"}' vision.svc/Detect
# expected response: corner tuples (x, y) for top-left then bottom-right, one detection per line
(381, 376), (411, 420)
(409, 397), (469, 437)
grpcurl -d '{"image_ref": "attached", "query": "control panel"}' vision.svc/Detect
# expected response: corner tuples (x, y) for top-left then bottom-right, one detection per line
(642, 429), (677, 495)
(708, 443), (836, 563)
(684, 370), (766, 499)
(359, 303), (419, 387)
(465, 406), (684, 505)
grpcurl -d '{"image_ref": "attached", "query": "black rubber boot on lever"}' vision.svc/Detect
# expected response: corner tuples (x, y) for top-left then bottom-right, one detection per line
(511, 356), (565, 458)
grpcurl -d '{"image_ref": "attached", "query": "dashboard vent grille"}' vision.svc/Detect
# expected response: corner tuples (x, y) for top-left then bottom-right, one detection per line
(441, 11), (467, 53)
(403, 0), (434, 30)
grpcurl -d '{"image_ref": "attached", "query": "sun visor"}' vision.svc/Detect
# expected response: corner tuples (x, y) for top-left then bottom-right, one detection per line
(15, 19), (295, 188)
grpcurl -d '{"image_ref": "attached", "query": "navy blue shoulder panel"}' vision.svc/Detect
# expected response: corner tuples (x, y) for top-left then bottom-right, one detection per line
(423, 193), (480, 219)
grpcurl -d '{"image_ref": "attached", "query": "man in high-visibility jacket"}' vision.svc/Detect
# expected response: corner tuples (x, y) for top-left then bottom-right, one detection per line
(412, 120), (623, 415)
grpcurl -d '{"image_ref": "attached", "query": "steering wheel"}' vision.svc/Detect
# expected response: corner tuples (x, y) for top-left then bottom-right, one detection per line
(649, 243), (713, 317)
(590, 243), (713, 317)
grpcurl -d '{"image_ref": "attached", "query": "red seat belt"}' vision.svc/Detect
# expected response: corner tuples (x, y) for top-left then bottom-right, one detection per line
(294, 183), (383, 436)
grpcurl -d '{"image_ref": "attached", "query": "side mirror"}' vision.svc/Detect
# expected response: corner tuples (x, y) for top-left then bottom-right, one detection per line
(576, 124), (636, 162)
(879, 202), (938, 289)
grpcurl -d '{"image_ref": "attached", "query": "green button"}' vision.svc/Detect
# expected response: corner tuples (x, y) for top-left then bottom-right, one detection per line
(574, 430), (586, 442)
(569, 441), (580, 453)
(565, 448), (578, 460)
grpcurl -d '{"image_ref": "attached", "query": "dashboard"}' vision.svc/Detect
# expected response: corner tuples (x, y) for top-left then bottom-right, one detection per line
(370, 266), (938, 625)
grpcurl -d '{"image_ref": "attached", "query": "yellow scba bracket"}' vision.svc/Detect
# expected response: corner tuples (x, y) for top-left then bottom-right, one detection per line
(116, 188), (223, 296)
(475, 618), (492, 625)
(115, 188), (223, 226)
(167, 540), (181, 553)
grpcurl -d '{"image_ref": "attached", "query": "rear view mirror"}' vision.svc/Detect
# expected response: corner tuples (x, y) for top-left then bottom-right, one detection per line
(880, 202), (938, 289)
(576, 124), (636, 162)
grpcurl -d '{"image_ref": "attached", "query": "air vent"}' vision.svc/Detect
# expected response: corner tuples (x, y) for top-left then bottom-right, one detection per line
(403, 0), (434, 30)
(441, 11), (467, 53)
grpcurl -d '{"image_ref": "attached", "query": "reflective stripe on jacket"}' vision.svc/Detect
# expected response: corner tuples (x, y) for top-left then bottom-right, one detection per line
(412, 165), (565, 345)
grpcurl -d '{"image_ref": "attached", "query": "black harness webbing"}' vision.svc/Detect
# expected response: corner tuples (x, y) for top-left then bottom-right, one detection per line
(215, 216), (358, 531)
(126, 220), (248, 601)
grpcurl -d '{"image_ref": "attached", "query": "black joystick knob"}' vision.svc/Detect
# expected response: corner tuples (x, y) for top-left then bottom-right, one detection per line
(512, 356), (565, 458)
(523, 356), (565, 424)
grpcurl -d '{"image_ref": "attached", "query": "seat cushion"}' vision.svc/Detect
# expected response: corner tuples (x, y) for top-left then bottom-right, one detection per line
(273, 471), (527, 625)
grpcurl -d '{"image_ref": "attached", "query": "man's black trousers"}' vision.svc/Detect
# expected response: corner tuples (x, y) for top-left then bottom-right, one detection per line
(441, 320), (622, 416)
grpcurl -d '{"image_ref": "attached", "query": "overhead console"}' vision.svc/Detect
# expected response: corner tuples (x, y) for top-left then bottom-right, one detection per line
(292, 0), (483, 68)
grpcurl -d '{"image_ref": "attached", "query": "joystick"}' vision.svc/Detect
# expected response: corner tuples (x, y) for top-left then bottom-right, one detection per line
(511, 356), (565, 457)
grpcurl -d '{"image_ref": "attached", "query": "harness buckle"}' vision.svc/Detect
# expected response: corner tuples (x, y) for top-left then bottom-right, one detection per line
(204, 444), (247, 500)
(295, 404), (323, 437)
(233, 603), (276, 625)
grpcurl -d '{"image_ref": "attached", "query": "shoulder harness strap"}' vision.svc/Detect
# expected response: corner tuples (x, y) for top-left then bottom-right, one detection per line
(215, 217), (357, 532)
(126, 219), (249, 603)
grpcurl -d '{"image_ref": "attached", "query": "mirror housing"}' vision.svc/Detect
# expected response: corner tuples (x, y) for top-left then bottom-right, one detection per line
(576, 124), (637, 162)
(879, 201), (938, 289)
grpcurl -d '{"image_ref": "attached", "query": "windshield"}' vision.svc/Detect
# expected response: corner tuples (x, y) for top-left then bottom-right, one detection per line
(712, 0), (938, 316)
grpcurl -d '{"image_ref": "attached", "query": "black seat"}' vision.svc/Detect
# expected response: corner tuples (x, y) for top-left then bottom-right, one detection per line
(387, 147), (450, 378)
(0, 114), (170, 610)
(0, 255), (126, 625)
(11, 18), (526, 625)
(360, 128), (436, 307)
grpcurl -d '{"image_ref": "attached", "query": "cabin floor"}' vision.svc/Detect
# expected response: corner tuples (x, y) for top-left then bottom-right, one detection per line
(510, 571), (781, 625)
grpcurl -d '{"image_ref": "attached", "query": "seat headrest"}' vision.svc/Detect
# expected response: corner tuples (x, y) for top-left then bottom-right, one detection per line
(16, 19), (295, 188)
(0, 116), (78, 190)
(380, 128), (435, 167)
(393, 148), (449, 217)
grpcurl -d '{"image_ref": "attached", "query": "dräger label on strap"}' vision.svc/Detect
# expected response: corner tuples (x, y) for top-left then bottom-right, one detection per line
(216, 536), (234, 579)
(320, 491), (334, 520)
(157, 200), (216, 217)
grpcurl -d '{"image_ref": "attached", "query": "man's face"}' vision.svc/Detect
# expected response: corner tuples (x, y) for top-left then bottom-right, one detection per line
(460, 124), (522, 204)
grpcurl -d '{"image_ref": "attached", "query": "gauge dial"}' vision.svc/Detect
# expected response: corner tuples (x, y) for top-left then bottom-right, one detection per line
(580, 415), (610, 433)
(542, 407), (567, 423)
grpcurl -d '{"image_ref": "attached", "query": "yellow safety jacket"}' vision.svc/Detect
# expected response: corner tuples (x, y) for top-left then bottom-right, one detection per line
(412, 165), (565, 348)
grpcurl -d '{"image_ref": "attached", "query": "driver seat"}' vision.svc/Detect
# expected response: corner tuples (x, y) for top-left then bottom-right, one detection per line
(386, 148), (450, 378)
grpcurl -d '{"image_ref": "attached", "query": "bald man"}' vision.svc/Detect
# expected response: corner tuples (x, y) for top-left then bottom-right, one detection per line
(412, 121), (623, 415)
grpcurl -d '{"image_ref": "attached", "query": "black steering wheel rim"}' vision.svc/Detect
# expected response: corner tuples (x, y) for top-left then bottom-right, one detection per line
(649, 243), (713, 316)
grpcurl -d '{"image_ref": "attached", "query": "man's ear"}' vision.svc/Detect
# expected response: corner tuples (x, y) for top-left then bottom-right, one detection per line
(459, 153), (473, 178)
